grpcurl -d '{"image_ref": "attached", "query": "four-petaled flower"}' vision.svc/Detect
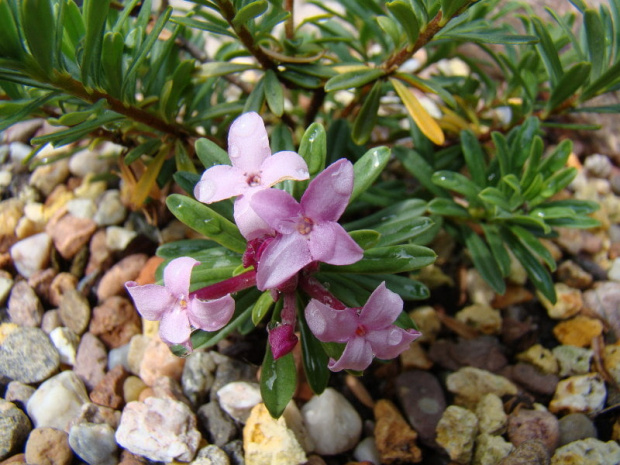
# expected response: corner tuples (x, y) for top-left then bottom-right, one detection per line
(305, 282), (421, 371)
(194, 112), (309, 240)
(125, 257), (235, 346)
(250, 159), (364, 290)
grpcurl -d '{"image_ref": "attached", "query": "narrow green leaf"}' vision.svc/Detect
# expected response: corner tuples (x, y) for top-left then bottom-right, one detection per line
(101, 31), (124, 97)
(393, 148), (450, 198)
(233, 0), (268, 26)
(351, 146), (391, 203)
(386, 0), (420, 45)
(374, 217), (434, 247)
(162, 59), (195, 121)
(195, 138), (230, 168)
(244, 77), (265, 113)
(539, 139), (572, 175)
(170, 16), (235, 37)
(540, 168), (577, 198)
(299, 123), (326, 176)
(439, 30), (538, 44)
(200, 61), (256, 78)
(431, 170), (480, 202)
(344, 198), (428, 231)
(349, 229), (381, 249)
(264, 69), (284, 117)
(323, 244), (436, 274)
(156, 239), (217, 259)
(376, 15), (401, 46)
(260, 349), (296, 418)
(510, 225), (556, 271)
(0, 93), (57, 132)
(532, 16), (563, 86)
(81, 0), (111, 87)
(325, 68), (385, 92)
(478, 187), (512, 211)
(547, 62), (591, 113)
(480, 224), (511, 277)
(124, 139), (162, 165)
(584, 9), (606, 80)
(166, 194), (246, 253)
(462, 227), (506, 294)
(347, 273), (429, 300)
(460, 129), (487, 187)
(21, 0), (56, 74)
(427, 198), (470, 218)
(299, 309), (330, 394)
(440, 0), (469, 23)
(174, 171), (200, 196)
(352, 80), (383, 146)
(252, 291), (275, 326)
(491, 132), (511, 177)
(0, 0), (24, 59)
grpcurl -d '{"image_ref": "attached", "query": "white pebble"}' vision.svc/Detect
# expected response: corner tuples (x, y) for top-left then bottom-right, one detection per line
(49, 327), (79, 365)
(10, 232), (52, 278)
(217, 381), (262, 423)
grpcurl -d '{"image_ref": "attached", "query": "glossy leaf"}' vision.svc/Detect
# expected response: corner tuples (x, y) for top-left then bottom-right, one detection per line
(232, 0), (268, 26)
(264, 69), (284, 117)
(101, 32), (124, 97)
(124, 139), (162, 165)
(200, 61), (256, 78)
(584, 9), (606, 80)
(352, 80), (382, 145)
(0, 0), (24, 59)
(440, 0), (469, 23)
(299, 123), (327, 176)
(81, 0), (111, 87)
(344, 198), (428, 231)
(349, 229), (382, 250)
(21, 0), (56, 74)
(325, 68), (385, 92)
(261, 348), (296, 418)
(547, 62), (591, 112)
(427, 198), (470, 218)
(376, 15), (401, 46)
(461, 129), (487, 187)
(347, 273), (429, 300)
(391, 78), (445, 145)
(323, 244), (436, 274)
(480, 224), (511, 277)
(195, 138), (230, 168)
(431, 170), (480, 202)
(510, 225), (556, 271)
(386, 0), (420, 45)
(156, 239), (218, 259)
(461, 226), (506, 294)
(532, 16), (563, 86)
(244, 76), (265, 113)
(298, 308), (330, 394)
(351, 146), (390, 203)
(252, 291), (275, 326)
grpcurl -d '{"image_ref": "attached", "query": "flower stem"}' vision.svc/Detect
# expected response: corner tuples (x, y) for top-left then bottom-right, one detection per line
(191, 270), (257, 300)
(299, 274), (347, 310)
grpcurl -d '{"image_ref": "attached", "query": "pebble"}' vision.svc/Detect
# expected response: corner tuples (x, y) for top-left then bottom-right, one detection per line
(74, 332), (108, 390)
(474, 434), (514, 465)
(24, 427), (73, 465)
(127, 334), (149, 375)
(549, 373), (606, 414)
(66, 198), (97, 220)
(4, 382), (35, 411)
(0, 327), (59, 383)
(399, 341), (433, 370)
(49, 327), (79, 365)
(0, 271), (13, 306)
(353, 437), (380, 465)
(557, 260), (593, 289)
(551, 438), (620, 465)
(475, 393), (507, 435)
(604, 344), (620, 384)
(182, 351), (218, 407)
(123, 376), (147, 404)
(373, 399), (421, 464)
(68, 422), (118, 465)
(395, 370), (446, 445)
(93, 190), (127, 226)
(243, 403), (307, 465)
(558, 413), (597, 446)
(27, 268), (56, 303)
(466, 269), (496, 305)
(436, 405), (479, 464)
(516, 344), (559, 374)
(504, 362), (559, 396)
(584, 153), (612, 178)
(608, 258), (620, 281)
(209, 353), (256, 401)
(583, 281), (620, 338)
(217, 381), (262, 424)
(499, 439), (549, 465)
(507, 408), (559, 453)
(301, 388), (362, 455)
(150, 375), (190, 405)
(69, 149), (114, 177)
(456, 304), (502, 334)
(552, 316), (603, 347)
(49, 272), (78, 307)
(106, 226), (137, 252)
(539, 283), (583, 320)
(197, 401), (238, 447)
(9, 232), (52, 278)
(27, 371), (90, 431)
(8, 142), (32, 164)
(96, 254), (148, 301)
(282, 401), (315, 454)
(7, 281), (43, 327)
(430, 336), (508, 372)
(47, 213), (97, 260)
(108, 343), (131, 372)
(446, 367), (518, 408)
(89, 296), (142, 349)
(85, 229), (112, 275)
(192, 445), (231, 465)
(0, 199), (24, 238)
(73, 402), (121, 430)
(408, 306), (441, 343)
(40, 309), (62, 334)
(0, 400), (31, 461)
(4, 119), (43, 143)
(222, 439), (245, 465)
(59, 289), (91, 335)
(90, 365), (129, 410)
(139, 337), (185, 386)
(30, 159), (70, 197)
(115, 397), (202, 463)
(552, 345), (593, 377)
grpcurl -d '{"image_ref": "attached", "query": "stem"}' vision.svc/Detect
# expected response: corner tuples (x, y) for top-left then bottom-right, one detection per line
(191, 270), (257, 300)
(299, 274), (347, 310)
(284, 0), (295, 40)
(281, 291), (297, 326)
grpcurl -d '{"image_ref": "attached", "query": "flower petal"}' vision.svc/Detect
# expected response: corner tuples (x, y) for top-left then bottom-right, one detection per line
(164, 257), (199, 298)
(359, 282), (404, 329)
(125, 282), (175, 321)
(308, 222), (363, 265)
(159, 305), (192, 345)
(260, 151), (309, 187)
(194, 164), (248, 203)
(233, 194), (273, 240)
(187, 294), (235, 331)
(328, 337), (373, 372)
(251, 189), (302, 234)
(365, 327), (420, 360)
(256, 233), (312, 290)
(301, 159), (353, 222)
(228, 112), (271, 172)
(305, 299), (358, 343)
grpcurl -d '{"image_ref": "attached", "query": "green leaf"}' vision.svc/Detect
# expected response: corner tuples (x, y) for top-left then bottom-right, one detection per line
(439, 30), (538, 44)
(325, 68), (385, 92)
(323, 244), (436, 274)
(124, 139), (162, 165)
(440, 0), (469, 23)
(233, 0), (268, 26)
(0, 0), (24, 59)
(156, 239), (218, 259)
(344, 198), (428, 231)
(376, 15), (401, 46)
(461, 226), (506, 294)
(491, 132), (511, 177)
(81, 0), (111, 87)
(547, 62), (591, 112)
(299, 123), (326, 176)
(252, 291), (275, 326)
(352, 80), (382, 145)
(101, 32), (124, 97)
(539, 139), (572, 175)
(260, 349), (296, 418)
(374, 217), (434, 247)
(478, 187), (512, 211)
(200, 61), (256, 78)
(299, 309), (330, 394)
(166, 194), (246, 253)
(170, 16), (235, 37)
(394, 148), (449, 198)
(347, 273), (430, 300)
(427, 198), (470, 218)
(584, 9), (606, 80)
(244, 76), (265, 113)
(195, 138), (230, 168)
(461, 129), (487, 187)
(350, 146), (390, 203)
(480, 224), (511, 277)
(21, 0), (56, 74)
(386, 0), (420, 45)
(532, 16), (563, 86)
(510, 225), (556, 271)
(349, 229), (381, 249)
(0, 93), (57, 132)
(431, 170), (480, 202)
(264, 69), (284, 117)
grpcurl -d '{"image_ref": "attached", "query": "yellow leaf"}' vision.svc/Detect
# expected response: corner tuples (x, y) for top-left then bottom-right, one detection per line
(390, 77), (445, 145)
(131, 148), (167, 207)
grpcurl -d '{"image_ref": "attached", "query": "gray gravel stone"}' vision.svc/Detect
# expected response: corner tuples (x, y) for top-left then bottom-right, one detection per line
(0, 399), (32, 461)
(183, 351), (218, 407)
(59, 288), (91, 335)
(7, 280), (43, 327)
(197, 401), (238, 447)
(0, 327), (59, 383)
(558, 413), (597, 447)
(69, 422), (118, 465)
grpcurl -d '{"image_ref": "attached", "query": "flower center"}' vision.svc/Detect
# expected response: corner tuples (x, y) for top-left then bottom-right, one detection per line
(179, 297), (188, 309)
(297, 216), (314, 235)
(355, 325), (367, 336)
(246, 173), (262, 187)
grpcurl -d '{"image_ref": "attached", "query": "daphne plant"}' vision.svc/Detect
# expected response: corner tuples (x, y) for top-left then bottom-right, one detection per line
(126, 112), (433, 417)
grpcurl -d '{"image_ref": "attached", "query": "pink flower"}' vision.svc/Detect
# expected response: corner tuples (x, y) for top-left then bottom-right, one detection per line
(125, 257), (235, 345)
(305, 282), (421, 371)
(250, 159), (364, 290)
(194, 112), (309, 239)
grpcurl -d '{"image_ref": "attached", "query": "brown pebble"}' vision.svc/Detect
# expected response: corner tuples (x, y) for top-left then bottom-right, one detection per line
(27, 268), (57, 304)
(139, 337), (185, 386)
(59, 288), (90, 335)
(90, 365), (130, 409)
(0, 454), (26, 465)
(85, 229), (112, 276)
(96, 253), (148, 302)
(507, 409), (559, 453)
(499, 439), (549, 465)
(46, 213), (97, 260)
(74, 332), (108, 390)
(374, 399), (422, 464)
(123, 376), (147, 403)
(24, 427), (73, 465)
(89, 296), (141, 349)
(40, 309), (62, 334)
(118, 450), (148, 465)
(49, 272), (78, 307)
(7, 281), (43, 327)
(135, 256), (164, 285)
(553, 316), (603, 347)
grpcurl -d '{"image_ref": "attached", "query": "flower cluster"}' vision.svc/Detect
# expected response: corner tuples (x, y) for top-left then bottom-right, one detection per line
(125, 112), (420, 372)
